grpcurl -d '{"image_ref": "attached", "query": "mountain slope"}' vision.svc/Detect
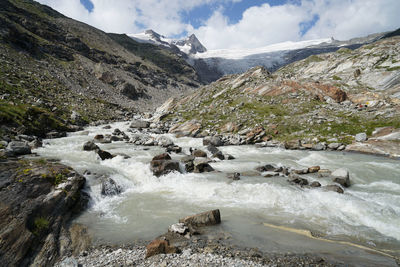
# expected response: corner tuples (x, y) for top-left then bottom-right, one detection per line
(0, 0), (201, 138)
(159, 36), (400, 149)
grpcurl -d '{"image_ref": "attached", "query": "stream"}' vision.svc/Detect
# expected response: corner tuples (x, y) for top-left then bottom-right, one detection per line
(34, 121), (400, 266)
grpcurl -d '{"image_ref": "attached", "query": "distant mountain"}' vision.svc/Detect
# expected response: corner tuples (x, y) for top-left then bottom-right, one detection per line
(129, 30), (393, 83)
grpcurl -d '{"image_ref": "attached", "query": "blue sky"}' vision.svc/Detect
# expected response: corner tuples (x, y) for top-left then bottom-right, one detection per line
(40, 0), (400, 49)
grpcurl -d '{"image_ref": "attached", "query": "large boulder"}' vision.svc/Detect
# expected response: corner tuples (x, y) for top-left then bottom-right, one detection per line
(331, 168), (351, 187)
(6, 141), (31, 156)
(193, 159), (214, 173)
(82, 141), (99, 151)
(179, 209), (221, 227)
(355, 133), (367, 142)
(150, 154), (181, 177)
(203, 136), (223, 147)
(156, 136), (174, 147)
(180, 155), (195, 172)
(101, 177), (122, 196)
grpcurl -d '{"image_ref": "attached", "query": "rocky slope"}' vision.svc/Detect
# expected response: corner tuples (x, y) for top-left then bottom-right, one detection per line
(0, 0), (201, 139)
(158, 36), (400, 157)
(0, 158), (89, 266)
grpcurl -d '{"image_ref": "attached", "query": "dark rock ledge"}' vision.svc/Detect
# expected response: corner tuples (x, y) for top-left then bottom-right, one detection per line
(0, 158), (90, 267)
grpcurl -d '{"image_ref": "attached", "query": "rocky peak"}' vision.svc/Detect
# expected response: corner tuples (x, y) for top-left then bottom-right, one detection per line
(174, 33), (207, 54)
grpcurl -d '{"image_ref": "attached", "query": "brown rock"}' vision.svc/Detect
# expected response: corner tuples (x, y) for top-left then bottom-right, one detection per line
(152, 153), (171, 161)
(192, 149), (207, 158)
(179, 209), (221, 227)
(323, 185), (344, 194)
(145, 239), (178, 258)
(308, 166), (320, 173)
(169, 120), (201, 137)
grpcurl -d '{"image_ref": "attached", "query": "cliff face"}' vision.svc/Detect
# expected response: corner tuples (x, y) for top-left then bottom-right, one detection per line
(0, 0), (201, 138)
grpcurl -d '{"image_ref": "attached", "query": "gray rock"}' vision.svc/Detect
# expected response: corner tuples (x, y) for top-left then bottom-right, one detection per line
(206, 144), (219, 155)
(203, 136), (223, 147)
(332, 168), (351, 187)
(179, 209), (221, 227)
(193, 159), (214, 173)
(6, 141), (31, 156)
(150, 159), (181, 177)
(156, 136), (174, 147)
(226, 154), (235, 160)
(312, 142), (326, 151)
(83, 141), (99, 151)
(56, 256), (78, 267)
(212, 151), (225, 160)
(310, 181), (321, 187)
(180, 155), (195, 172)
(328, 143), (341, 150)
(323, 185), (344, 194)
(130, 120), (150, 129)
(96, 149), (114, 160)
(101, 177), (122, 196)
(355, 132), (367, 142)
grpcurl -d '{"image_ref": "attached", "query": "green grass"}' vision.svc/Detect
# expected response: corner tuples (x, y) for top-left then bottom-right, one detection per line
(33, 217), (49, 236)
(332, 75), (342, 81)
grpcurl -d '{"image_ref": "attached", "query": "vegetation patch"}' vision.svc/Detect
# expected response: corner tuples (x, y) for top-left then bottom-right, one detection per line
(33, 217), (49, 236)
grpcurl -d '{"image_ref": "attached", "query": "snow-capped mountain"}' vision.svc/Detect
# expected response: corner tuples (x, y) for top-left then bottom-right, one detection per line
(128, 30), (206, 55)
(128, 30), (386, 83)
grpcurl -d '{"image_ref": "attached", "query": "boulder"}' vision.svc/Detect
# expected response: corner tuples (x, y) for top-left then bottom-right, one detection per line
(6, 141), (31, 156)
(308, 166), (320, 173)
(312, 142), (326, 151)
(96, 149), (113, 160)
(355, 133), (367, 142)
(145, 239), (178, 258)
(323, 185), (344, 194)
(288, 175), (309, 186)
(192, 149), (207, 158)
(226, 154), (235, 160)
(255, 164), (277, 172)
(101, 177), (122, 196)
(203, 136), (223, 147)
(328, 143), (341, 150)
(130, 120), (150, 129)
(180, 155), (195, 172)
(331, 168), (351, 187)
(82, 141), (99, 151)
(206, 144), (220, 155)
(193, 159), (214, 173)
(227, 173), (240, 180)
(212, 151), (225, 160)
(310, 181), (321, 187)
(156, 136), (174, 147)
(284, 140), (301, 150)
(152, 153), (171, 161)
(150, 159), (180, 177)
(179, 209), (221, 227)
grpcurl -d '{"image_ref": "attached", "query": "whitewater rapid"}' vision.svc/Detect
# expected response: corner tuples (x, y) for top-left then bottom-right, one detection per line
(34, 121), (400, 262)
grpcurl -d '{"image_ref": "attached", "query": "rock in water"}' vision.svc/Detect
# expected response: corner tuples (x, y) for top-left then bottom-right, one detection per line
(308, 166), (320, 173)
(96, 149), (114, 160)
(179, 209), (221, 227)
(152, 153), (172, 161)
(150, 154), (181, 176)
(82, 141), (99, 151)
(193, 159), (214, 173)
(130, 120), (150, 129)
(101, 177), (122, 196)
(6, 141), (31, 156)
(191, 149), (207, 158)
(331, 168), (351, 187)
(145, 239), (178, 258)
(203, 136), (223, 147)
(323, 185), (344, 194)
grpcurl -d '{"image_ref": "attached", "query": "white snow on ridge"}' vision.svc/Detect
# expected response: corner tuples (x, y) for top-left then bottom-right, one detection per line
(194, 38), (333, 59)
(127, 33), (155, 44)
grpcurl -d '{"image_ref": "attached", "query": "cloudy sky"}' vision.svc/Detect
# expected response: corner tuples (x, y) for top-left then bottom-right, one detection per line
(36, 0), (400, 50)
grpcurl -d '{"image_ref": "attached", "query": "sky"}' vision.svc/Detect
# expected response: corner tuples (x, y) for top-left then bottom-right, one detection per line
(36, 0), (400, 50)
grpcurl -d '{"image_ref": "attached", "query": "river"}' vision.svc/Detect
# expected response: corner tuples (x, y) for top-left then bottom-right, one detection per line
(34, 121), (400, 266)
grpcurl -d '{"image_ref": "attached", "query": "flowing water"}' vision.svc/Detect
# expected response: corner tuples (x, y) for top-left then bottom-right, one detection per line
(34, 121), (400, 266)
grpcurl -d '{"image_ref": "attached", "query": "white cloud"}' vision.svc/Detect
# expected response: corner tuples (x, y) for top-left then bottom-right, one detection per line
(35, 0), (400, 49)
